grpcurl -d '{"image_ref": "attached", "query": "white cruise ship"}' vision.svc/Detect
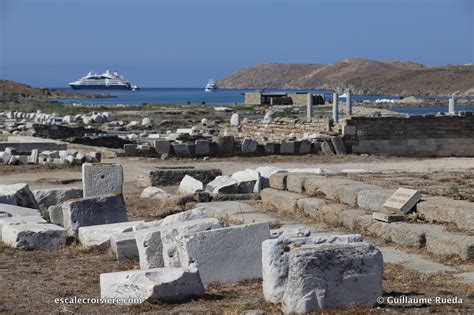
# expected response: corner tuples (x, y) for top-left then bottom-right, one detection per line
(204, 79), (218, 92)
(69, 70), (139, 90)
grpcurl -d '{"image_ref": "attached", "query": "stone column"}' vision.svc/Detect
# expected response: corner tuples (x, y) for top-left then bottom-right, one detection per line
(332, 92), (339, 122)
(448, 97), (456, 114)
(346, 90), (352, 115)
(306, 93), (313, 120)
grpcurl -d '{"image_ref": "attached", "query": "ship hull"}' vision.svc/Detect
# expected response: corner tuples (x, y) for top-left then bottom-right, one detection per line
(70, 84), (131, 90)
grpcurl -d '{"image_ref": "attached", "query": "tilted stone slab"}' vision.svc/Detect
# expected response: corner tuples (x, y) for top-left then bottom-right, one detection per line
(62, 194), (128, 237)
(82, 163), (123, 198)
(417, 197), (474, 232)
(262, 234), (363, 303)
(78, 221), (144, 249)
(260, 188), (305, 213)
(331, 136), (347, 155)
(357, 188), (396, 212)
(297, 198), (327, 218)
(178, 175), (203, 194)
(383, 188), (421, 214)
(177, 222), (270, 285)
(206, 176), (238, 194)
(426, 231), (474, 261)
(2, 223), (66, 250)
(100, 267), (205, 303)
(110, 231), (139, 261)
(281, 242), (383, 313)
(33, 187), (83, 210)
(0, 183), (39, 209)
(231, 169), (261, 193)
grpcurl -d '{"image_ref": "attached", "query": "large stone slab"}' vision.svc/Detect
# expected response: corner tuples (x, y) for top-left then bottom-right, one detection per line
(110, 231), (139, 261)
(139, 166), (222, 187)
(383, 188), (421, 214)
(82, 163), (123, 198)
(78, 221), (144, 249)
(316, 178), (356, 201)
(177, 222), (270, 285)
(100, 267), (205, 303)
(331, 136), (346, 155)
(161, 218), (225, 267)
(426, 231), (474, 261)
(0, 203), (41, 218)
(179, 175), (203, 194)
(389, 223), (443, 248)
(296, 198), (327, 218)
(261, 188), (304, 213)
(281, 242), (383, 313)
(317, 204), (350, 226)
(2, 223), (66, 250)
(136, 218), (222, 269)
(62, 194), (128, 237)
(357, 188), (396, 212)
(33, 188), (83, 210)
(262, 234), (363, 303)
(417, 197), (474, 232)
(0, 183), (39, 209)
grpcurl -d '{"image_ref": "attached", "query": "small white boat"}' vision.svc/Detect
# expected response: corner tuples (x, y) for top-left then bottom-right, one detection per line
(131, 84), (140, 91)
(204, 79), (218, 92)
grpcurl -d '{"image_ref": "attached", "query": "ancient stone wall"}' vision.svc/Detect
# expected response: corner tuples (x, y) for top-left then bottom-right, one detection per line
(344, 113), (474, 157)
(225, 118), (332, 142)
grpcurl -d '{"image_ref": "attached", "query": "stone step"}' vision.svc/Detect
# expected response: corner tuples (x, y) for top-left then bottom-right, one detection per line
(417, 196), (474, 232)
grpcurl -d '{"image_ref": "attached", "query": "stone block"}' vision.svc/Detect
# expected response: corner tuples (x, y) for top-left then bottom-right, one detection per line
(260, 188), (304, 213)
(177, 222), (270, 285)
(78, 221), (144, 249)
(264, 142), (276, 154)
(0, 203), (41, 218)
(173, 143), (191, 156)
(161, 218), (225, 267)
(0, 216), (46, 241)
(231, 169), (261, 193)
(417, 197), (474, 232)
(389, 223), (442, 248)
(340, 209), (368, 231)
(2, 223), (66, 250)
(317, 203), (349, 226)
(280, 141), (295, 154)
(136, 218), (220, 269)
(256, 166), (287, 189)
(298, 140), (311, 154)
(297, 198), (327, 218)
(195, 140), (209, 155)
(357, 188), (396, 212)
(317, 178), (355, 201)
(140, 166), (222, 187)
(383, 188), (421, 214)
(206, 176), (238, 194)
(212, 136), (234, 155)
(241, 138), (257, 153)
(321, 141), (335, 156)
(372, 211), (404, 223)
(48, 205), (63, 226)
(0, 183), (39, 209)
(338, 183), (377, 206)
(110, 231), (139, 261)
(33, 188), (83, 210)
(269, 172), (288, 190)
(179, 175), (204, 194)
(426, 231), (474, 260)
(100, 267), (205, 303)
(331, 136), (347, 154)
(82, 163), (123, 198)
(160, 207), (209, 226)
(287, 174), (324, 194)
(62, 194), (128, 237)
(303, 176), (331, 195)
(154, 140), (170, 155)
(281, 242), (383, 313)
(262, 234), (363, 303)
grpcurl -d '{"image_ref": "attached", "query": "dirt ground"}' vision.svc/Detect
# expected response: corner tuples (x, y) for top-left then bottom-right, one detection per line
(0, 155), (473, 313)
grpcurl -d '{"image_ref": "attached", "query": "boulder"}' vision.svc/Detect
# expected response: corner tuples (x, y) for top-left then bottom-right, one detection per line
(230, 113), (240, 126)
(262, 234), (363, 303)
(61, 194), (128, 237)
(140, 187), (171, 199)
(32, 188), (83, 210)
(206, 176), (238, 194)
(100, 267), (204, 303)
(231, 169), (261, 193)
(82, 163), (123, 198)
(179, 175), (204, 194)
(177, 222), (270, 285)
(2, 223), (66, 250)
(281, 242), (383, 313)
(0, 183), (39, 209)
(78, 221), (144, 249)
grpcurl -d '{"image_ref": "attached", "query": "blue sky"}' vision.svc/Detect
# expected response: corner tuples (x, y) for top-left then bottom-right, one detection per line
(1, 0), (472, 87)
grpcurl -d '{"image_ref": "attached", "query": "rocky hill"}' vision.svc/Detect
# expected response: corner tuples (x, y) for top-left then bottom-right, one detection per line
(217, 59), (474, 96)
(0, 80), (103, 102)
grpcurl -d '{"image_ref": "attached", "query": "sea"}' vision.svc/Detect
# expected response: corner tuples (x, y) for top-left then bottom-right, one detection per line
(55, 88), (474, 116)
